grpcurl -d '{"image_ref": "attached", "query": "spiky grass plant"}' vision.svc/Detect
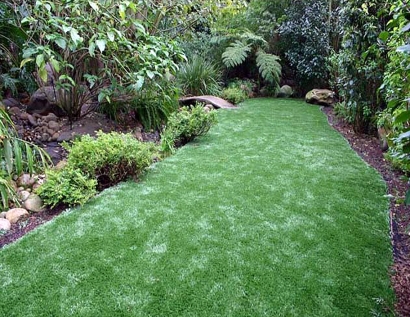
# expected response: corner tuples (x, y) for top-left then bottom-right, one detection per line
(177, 55), (222, 96)
(0, 108), (51, 210)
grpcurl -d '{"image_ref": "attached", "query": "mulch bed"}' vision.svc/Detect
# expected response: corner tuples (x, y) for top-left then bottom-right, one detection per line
(1, 106), (409, 315)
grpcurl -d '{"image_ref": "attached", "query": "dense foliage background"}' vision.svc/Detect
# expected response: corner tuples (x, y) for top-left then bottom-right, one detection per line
(1, 0), (410, 203)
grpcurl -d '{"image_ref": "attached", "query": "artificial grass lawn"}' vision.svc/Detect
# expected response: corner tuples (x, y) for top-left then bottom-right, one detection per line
(0, 99), (394, 316)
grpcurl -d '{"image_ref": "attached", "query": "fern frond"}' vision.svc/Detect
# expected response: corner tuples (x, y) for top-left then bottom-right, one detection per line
(256, 50), (282, 86)
(222, 41), (252, 68)
(240, 31), (267, 48)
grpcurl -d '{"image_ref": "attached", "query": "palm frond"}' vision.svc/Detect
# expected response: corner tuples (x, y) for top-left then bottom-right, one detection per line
(222, 40), (252, 68)
(256, 50), (282, 86)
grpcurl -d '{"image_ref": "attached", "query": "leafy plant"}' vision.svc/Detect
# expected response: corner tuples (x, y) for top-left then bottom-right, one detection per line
(221, 31), (282, 91)
(177, 55), (222, 96)
(37, 167), (97, 208)
(20, 0), (186, 123)
(0, 108), (51, 210)
(131, 79), (180, 130)
(278, 0), (332, 91)
(221, 87), (247, 104)
(329, 0), (388, 133)
(63, 131), (159, 189)
(161, 105), (217, 154)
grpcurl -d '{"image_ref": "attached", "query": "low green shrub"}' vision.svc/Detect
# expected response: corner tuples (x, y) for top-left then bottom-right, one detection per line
(227, 79), (256, 98)
(221, 87), (248, 104)
(161, 105), (217, 153)
(37, 167), (97, 208)
(38, 131), (160, 207)
(64, 132), (159, 187)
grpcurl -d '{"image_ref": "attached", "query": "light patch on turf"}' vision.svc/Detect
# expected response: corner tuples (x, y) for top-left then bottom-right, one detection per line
(179, 254), (209, 281)
(0, 263), (12, 287)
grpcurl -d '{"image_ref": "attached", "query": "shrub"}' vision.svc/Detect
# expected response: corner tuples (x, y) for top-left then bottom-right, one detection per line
(64, 132), (159, 188)
(161, 105), (217, 153)
(177, 55), (222, 96)
(36, 167), (97, 208)
(227, 78), (256, 98)
(221, 87), (248, 104)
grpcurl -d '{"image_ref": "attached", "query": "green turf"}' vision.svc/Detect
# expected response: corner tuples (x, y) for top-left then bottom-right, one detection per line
(0, 99), (394, 316)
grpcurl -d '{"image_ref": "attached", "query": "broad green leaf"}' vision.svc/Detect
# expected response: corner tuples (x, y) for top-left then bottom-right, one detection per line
(59, 75), (75, 86)
(39, 66), (48, 83)
(20, 58), (34, 68)
(135, 76), (145, 90)
(119, 4), (126, 20)
(378, 31), (389, 42)
(88, 42), (96, 56)
(50, 59), (60, 73)
(394, 110), (410, 124)
(96, 39), (106, 53)
(55, 37), (67, 50)
(146, 70), (155, 79)
(70, 28), (82, 44)
(107, 32), (115, 42)
(88, 1), (99, 11)
(62, 25), (71, 33)
(36, 54), (45, 68)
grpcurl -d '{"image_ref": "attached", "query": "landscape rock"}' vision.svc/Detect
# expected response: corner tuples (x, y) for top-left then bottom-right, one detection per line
(55, 160), (67, 170)
(8, 106), (21, 116)
(0, 218), (11, 231)
(24, 194), (44, 212)
(48, 121), (60, 131)
(2, 98), (20, 109)
(305, 89), (336, 106)
(27, 86), (65, 116)
(17, 174), (36, 188)
(41, 133), (50, 142)
(18, 190), (31, 202)
(278, 85), (293, 98)
(51, 132), (60, 141)
(27, 114), (38, 127)
(20, 112), (29, 120)
(43, 113), (58, 122)
(6, 208), (29, 224)
(0, 212), (7, 218)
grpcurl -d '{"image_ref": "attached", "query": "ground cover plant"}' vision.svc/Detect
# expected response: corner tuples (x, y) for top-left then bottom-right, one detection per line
(0, 99), (394, 316)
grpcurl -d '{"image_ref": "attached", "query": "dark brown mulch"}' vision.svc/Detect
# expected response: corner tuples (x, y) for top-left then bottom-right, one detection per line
(322, 106), (410, 317)
(1, 105), (409, 315)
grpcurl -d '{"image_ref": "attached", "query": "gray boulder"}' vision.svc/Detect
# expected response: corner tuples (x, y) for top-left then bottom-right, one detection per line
(277, 85), (293, 98)
(24, 194), (44, 213)
(27, 86), (66, 116)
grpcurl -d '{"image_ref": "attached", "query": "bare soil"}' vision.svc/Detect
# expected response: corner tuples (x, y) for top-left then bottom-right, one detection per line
(1, 106), (409, 316)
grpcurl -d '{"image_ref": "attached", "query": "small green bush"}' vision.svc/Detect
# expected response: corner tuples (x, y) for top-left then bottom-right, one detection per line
(221, 87), (248, 104)
(64, 131), (159, 186)
(37, 167), (97, 208)
(161, 105), (217, 153)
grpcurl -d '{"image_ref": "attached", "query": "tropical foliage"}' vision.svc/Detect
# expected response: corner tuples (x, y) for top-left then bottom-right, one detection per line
(177, 55), (223, 96)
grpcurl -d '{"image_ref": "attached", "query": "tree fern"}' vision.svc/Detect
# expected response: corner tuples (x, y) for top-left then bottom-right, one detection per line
(256, 50), (282, 87)
(222, 40), (251, 68)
